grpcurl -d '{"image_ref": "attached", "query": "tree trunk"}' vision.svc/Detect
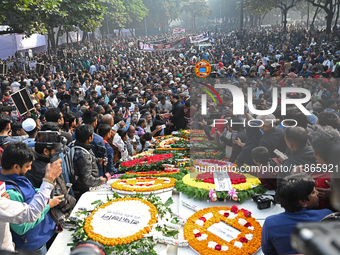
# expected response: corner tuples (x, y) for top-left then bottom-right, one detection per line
(334, 0), (339, 32)
(56, 26), (61, 47)
(311, 7), (320, 27)
(240, 0), (244, 29)
(193, 16), (196, 31)
(81, 31), (88, 43)
(283, 9), (288, 32)
(250, 14), (254, 27)
(325, 9), (334, 34)
(66, 31), (69, 44)
(307, 3), (310, 29)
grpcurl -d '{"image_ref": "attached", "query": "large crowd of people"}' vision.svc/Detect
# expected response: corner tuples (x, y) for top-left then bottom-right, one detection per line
(0, 25), (339, 255)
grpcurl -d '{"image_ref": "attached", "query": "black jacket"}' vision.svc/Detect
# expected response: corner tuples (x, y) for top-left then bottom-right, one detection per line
(27, 153), (76, 220)
(260, 128), (287, 158)
(171, 101), (186, 130)
(220, 129), (247, 163)
(277, 146), (316, 184)
(73, 141), (102, 192)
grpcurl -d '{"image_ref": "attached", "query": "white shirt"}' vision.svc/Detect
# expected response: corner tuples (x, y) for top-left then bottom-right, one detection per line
(0, 181), (53, 251)
(46, 95), (59, 108)
(262, 57), (269, 66)
(89, 65), (96, 75)
(323, 60), (331, 68)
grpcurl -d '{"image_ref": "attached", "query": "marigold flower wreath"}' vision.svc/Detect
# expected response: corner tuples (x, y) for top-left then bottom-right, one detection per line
(179, 129), (206, 137)
(176, 173), (266, 203)
(157, 137), (189, 150)
(184, 206), (262, 255)
(68, 193), (181, 255)
(84, 197), (158, 246)
(111, 177), (177, 192)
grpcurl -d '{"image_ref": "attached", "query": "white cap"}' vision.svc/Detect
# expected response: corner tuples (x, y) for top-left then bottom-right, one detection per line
(170, 80), (174, 84)
(113, 85), (118, 88)
(134, 87), (139, 90)
(182, 85), (188, 89)
(22, 118), (36, 132)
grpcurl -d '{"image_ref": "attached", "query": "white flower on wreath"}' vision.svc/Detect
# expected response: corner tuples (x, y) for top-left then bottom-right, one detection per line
(238, 218), (247, 226)
(208, 241), (218, 249)
(234, 241), (243, 249)
(197, 234), (208, 241)
(245, 234), (253, 240)
(221, 246), (229, 251)
(195, 219), (204, 226)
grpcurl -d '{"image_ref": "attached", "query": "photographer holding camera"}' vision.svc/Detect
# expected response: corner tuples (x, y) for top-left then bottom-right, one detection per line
(25, 134), (76, 224)
(0, 143), (64, 254)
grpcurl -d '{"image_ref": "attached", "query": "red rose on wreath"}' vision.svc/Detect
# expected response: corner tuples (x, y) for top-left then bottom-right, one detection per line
(241, 208), (252, 218)
(194, 233), (201, 238)
(240, 237), (248, 243)
(224, 212), (230, 218)
(244, 222), (252, 227)
(198, 217), (207, 222)
(215, 244), (221, 251)
(231, 205), (239, 213)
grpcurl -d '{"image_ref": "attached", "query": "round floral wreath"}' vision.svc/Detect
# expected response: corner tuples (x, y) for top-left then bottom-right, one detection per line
(193, 159), (236, 169)
(84, 197), (158, 246)
(111, 177), (176, 192)
(182, 173), (262, 191)
(157, 137), (187, 150)
(181, 129), (205, 136)
(184, 206), (261, 255)
(125, 170), (180, 177)
(120, 153), (174, 172)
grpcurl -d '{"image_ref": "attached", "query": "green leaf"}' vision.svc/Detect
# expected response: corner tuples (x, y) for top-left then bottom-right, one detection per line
(164, 197), (174, 207)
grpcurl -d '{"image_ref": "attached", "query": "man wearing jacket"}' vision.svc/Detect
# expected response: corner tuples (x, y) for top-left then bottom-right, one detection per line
(26, 141), (76, 222)
(72, 124), (106, 199)
(277, 126), (316, 184)
(0, 142), (64, 254)
(169, 94), (186, 130)
(0, 149), (62, 252)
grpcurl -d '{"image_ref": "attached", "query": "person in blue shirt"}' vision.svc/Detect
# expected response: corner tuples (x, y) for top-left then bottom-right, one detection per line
(98, 124), (119, 174)
(261, 174), (332, 255)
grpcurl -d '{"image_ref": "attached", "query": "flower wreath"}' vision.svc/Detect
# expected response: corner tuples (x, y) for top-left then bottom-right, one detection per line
(180, 129), (206, 137)
(85, 197), (158, 246)
(193, 159), (236, 170)
(125, 169), (180, 176)
(184, 206), (262, 255)
(175, 174), (266, 203)
(157, 137), (189, 150)
(120, 153), (174, 172)
(111, 177), (177, 192)
(68, 193), (181, 255)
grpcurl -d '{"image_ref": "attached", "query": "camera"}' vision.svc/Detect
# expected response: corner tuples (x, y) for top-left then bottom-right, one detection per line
(53, 185), (67, 209)
(251, 193), (276, 210)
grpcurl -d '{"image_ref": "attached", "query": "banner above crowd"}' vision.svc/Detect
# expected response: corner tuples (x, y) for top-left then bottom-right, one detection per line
(173, 28), (185, 34)
(146, 38), (167, 44)
(189, 33), (209, 44)
(138, 38), (186, 51)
